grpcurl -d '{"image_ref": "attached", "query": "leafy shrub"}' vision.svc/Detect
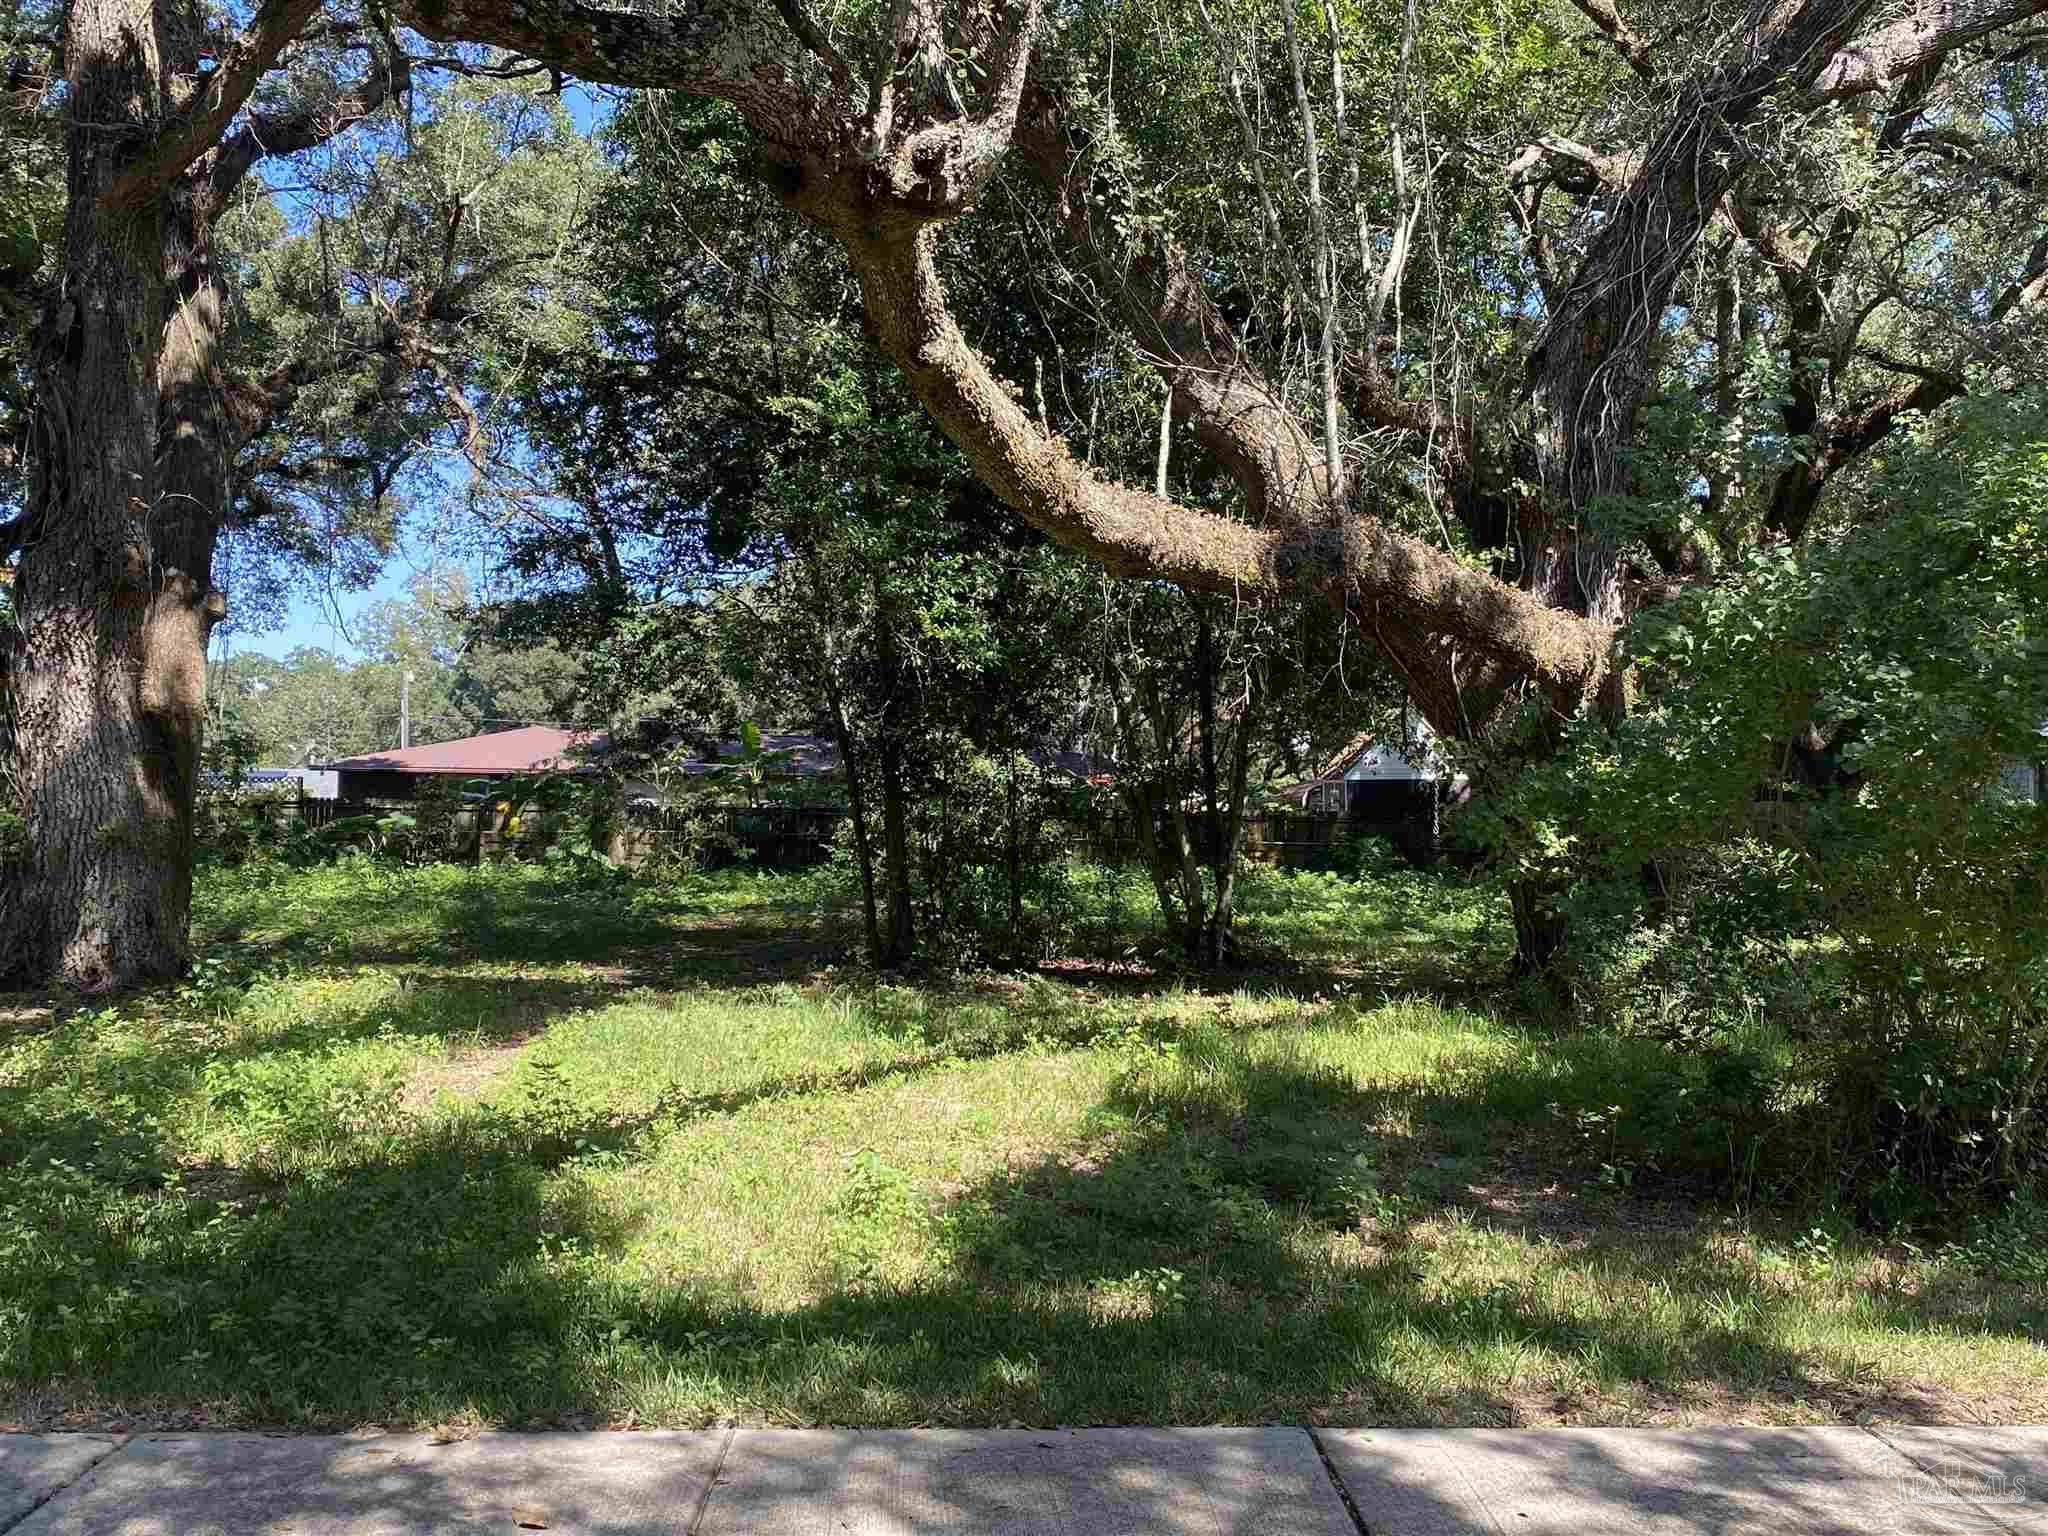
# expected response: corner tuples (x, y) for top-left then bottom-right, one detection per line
(1540, 1038), (1782, 1198)
(1483, 396), (2048, 1221)
(1303, 830), (1407, 881)
(1935, 1197), (2048, 1284)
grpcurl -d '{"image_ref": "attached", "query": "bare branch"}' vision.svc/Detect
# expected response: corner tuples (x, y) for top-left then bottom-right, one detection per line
(394, 0), (849, 165)
(1905, 126), (2040, 189)
(1855, 345), (1963, 384)
(1278, 0), (1343, 498)
(1989, 230), (2048, 325)
(1566, 0), (1658, 82)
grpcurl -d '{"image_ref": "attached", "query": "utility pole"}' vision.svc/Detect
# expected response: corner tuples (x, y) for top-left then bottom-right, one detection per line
(401, 670), (415, 750)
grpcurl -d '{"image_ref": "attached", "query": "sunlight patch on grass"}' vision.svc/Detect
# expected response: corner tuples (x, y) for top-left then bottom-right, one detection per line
(1, 861), (2041, 1431)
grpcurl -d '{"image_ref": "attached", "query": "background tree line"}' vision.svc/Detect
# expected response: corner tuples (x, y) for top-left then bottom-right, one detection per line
(210, 571), (578, 765)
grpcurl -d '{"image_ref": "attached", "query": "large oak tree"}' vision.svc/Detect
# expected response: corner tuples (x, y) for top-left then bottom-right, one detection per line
(4, 0), (2045, 985)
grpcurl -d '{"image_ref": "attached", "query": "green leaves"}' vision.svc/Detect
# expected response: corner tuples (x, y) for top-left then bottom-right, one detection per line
(1495, 390), (2048, 1085)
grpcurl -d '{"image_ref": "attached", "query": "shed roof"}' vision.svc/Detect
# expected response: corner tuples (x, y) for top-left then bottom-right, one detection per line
(320, 725), (602, 776)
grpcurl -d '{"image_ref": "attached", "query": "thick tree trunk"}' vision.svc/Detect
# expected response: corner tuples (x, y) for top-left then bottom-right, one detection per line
(0, 0), (221, 990)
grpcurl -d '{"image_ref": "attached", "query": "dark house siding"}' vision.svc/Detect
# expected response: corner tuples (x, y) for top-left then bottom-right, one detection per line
(1345, 779), (1436, 822)
(337, 769), (427, 803)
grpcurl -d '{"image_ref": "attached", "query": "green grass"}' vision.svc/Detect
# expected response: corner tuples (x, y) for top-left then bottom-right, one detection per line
(1, 858), (2043, 1431)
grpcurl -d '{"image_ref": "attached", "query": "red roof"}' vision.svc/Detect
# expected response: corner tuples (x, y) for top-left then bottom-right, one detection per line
(321, 725), (601, 776)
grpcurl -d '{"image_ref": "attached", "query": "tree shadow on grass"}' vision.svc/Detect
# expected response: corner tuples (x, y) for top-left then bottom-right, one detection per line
(196, 865), (832, 981)
(1026, 957), (1501, 1018)
(197, 860), (1502, 1005)
(8, 1021), (2044, 1441)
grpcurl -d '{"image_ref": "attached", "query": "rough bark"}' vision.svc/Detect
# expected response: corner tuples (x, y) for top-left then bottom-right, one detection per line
(1808, 0), (2048, 102)
(1526, 0), (1877, 628)
(1, 0), (217, 988)
(1519, 0), (2048, 627)
(3, 0), (402, 989)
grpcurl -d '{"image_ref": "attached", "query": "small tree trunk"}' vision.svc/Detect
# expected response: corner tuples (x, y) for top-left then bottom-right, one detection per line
(878, 738), (915, 966)
(1165, 803), (1207, 962)
(1006, 747), (1022, 935)
(1207, 660), (1261, 965)
(815, 630), (882, 963)
(1193, 603), (1228, 967)
(874, 588), (916, 968)
(1121, 783), (1185, 939)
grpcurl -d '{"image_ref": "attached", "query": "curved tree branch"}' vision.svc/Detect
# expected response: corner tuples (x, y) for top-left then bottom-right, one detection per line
(104, 0), (323, 210)
(212, 44), (413, 206)
(1012, 84), (1338, 527)
(835, 221), (1609, 713)
(1810, 0), (2048, 101)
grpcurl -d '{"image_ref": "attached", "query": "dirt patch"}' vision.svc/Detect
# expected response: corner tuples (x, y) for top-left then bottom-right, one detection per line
(1326, 1373), (2048, 1430)
(662, 919), (841, 983)
(1455, 1171), (1707, 1244)
(0, 994), (58, 1038)
(174, 1163), (284, 1205)
(400, 1030), (543, 1114)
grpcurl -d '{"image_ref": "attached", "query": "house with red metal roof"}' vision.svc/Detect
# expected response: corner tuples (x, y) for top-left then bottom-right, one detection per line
(320, 724), (1117, 805)
(319, 726), (604, 803)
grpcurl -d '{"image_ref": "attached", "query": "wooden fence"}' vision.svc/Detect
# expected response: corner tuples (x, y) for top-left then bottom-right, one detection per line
(214, 797), (346, 834)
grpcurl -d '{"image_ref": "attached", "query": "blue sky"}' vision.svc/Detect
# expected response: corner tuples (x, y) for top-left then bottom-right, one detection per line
(222, 83), (617, 665)
(243, 543), (470, 662)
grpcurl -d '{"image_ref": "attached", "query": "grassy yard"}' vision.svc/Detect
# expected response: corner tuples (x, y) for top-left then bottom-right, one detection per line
(2, 859), (2043, 1431)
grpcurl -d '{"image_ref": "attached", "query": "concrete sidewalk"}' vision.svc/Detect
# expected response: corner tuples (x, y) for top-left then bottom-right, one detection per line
(2, 1424), (2042, 1534)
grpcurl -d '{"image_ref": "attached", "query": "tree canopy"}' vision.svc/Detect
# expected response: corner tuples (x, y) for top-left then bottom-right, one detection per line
(3, 0), (2046, 987)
